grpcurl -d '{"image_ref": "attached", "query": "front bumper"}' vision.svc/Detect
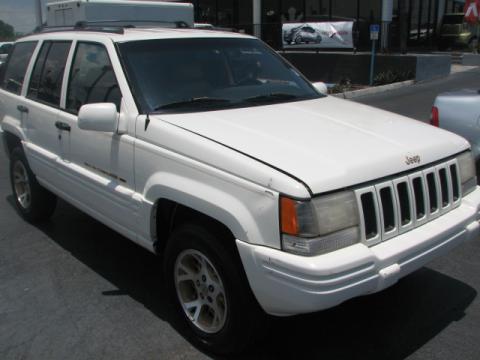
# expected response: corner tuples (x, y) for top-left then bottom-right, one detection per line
(237, 186), (480, 316)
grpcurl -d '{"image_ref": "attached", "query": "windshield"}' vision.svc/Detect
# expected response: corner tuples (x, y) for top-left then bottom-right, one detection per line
(118, 38), (322, 113)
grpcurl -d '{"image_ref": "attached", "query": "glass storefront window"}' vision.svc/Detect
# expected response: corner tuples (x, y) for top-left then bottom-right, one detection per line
(263, 0), (281, 23)
(446, 0), (465, 13)
(331, 0), (358, 21)
(262, 0), (282, 49)
(237, 0), (253, 33)
(359, 0), (381, 22)
(281, 0), (305, 23)
(217, 0), (234, 27)
(305, 0), (330, 21)
(197, 0), (217, 24)
(184, 0), (443, 51)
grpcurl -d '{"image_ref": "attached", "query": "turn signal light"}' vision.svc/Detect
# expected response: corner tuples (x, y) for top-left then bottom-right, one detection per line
(280, 197), (299, 235)
(430, 106), (439, 127)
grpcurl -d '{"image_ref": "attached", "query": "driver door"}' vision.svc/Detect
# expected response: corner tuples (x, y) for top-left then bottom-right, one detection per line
(55, 40), (136, 232)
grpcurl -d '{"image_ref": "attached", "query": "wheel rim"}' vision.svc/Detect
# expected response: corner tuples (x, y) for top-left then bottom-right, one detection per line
(174, 249), (227, 334)
(12, 160), (31, 209)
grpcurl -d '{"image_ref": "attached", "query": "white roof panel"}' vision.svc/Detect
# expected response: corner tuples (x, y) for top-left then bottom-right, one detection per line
(18, 28), (254, 43)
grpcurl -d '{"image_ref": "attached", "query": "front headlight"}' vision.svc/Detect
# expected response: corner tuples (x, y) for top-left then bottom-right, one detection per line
(457, 151), (477, 196)
(280, 191), (360, 256)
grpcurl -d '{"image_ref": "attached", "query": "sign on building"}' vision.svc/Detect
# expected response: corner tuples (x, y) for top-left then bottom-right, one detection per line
(282, 22), (354, 49)
(464, 0), (480, 24)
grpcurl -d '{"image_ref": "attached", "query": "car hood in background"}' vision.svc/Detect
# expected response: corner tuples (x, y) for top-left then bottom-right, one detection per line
(157, 96), (469, 195)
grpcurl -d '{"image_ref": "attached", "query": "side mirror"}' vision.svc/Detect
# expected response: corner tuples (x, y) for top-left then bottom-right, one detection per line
(78, 103), (119, 133)
(312, 82), (328, 95)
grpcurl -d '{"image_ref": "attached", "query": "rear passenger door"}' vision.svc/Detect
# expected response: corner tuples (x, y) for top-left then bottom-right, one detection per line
(23, 40), (72, 183)
(0, 41), (38, 147)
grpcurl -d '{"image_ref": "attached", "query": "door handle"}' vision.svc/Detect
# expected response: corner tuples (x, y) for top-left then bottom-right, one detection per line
(17, 105), (29, 113)
(55, 121), (71, 132)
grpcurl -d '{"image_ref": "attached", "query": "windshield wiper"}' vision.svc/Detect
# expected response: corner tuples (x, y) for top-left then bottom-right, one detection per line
(243, 93), (300, 104)
(153, 97), (231, 111)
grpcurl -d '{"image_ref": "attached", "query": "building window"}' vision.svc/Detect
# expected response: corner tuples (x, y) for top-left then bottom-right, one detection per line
(305, 0), (330, 21)
(359, 0), (382, 22)
(331, 0), (358, 21)
(281, 0), (305, 22)
(198, 0), (217, 24)
(218, 0), (234, 27)
(263, 0), (281, 23)
(237, 0), (253, 31)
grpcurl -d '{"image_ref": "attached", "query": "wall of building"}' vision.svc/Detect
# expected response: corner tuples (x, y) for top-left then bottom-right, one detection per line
(181, 0), (465, 51)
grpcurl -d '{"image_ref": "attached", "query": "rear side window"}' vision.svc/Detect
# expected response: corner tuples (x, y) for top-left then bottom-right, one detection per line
(1, 41), (37, 95)
(66, 42), (121, 114)
(28, 41), (71, 107)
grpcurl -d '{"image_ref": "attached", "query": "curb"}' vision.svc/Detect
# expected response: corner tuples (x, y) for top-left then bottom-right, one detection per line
(332, 80), (415, 99)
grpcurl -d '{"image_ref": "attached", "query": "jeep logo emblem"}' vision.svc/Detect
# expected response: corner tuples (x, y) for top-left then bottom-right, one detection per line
(405, 155), (421, 165)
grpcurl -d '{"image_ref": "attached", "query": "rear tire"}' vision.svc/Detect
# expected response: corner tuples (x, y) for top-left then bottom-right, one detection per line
(9, 147), (57, 222)
(164, 222), (267, 355)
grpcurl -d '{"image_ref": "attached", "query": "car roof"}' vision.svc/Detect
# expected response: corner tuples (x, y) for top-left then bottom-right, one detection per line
(16, 27), (254, 44)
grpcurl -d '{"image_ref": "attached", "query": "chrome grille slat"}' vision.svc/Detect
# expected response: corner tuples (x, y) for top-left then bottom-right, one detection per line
(375, 182), (398, 241)
(436, 164), (452, 213)
(409, 171), (428, 227)
(393, 176), (414, 234)
(423, 168), (440, 221)
(355, 186), (381, 246)
(447, 159), (461, 207)
(356, 159), (461, 245)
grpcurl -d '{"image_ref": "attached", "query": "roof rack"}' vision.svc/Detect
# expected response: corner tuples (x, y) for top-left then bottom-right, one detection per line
(39, 20), (191, 35)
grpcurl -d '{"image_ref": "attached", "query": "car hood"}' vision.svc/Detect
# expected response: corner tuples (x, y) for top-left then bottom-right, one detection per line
(156, 96), (469, 195)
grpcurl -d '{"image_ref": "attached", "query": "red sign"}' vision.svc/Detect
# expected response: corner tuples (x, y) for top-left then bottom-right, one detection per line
(464, 0), (480, 24)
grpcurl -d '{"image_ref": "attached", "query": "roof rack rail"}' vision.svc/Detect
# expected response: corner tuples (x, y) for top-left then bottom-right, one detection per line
(39, 20), (191, 34)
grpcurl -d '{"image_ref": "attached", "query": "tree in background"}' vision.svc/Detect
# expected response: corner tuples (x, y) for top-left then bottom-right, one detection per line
(0, 20), (15, 41)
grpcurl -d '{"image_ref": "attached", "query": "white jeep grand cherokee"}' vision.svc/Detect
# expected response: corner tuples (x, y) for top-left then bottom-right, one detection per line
(1, 27), (480, 354)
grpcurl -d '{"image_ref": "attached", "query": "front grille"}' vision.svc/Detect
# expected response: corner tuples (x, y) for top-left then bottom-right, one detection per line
(355, 159), (461, 246)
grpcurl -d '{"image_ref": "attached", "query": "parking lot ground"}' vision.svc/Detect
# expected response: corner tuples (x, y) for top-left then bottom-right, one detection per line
(354, 66), (480, 122)
(1, 68), (480, 360)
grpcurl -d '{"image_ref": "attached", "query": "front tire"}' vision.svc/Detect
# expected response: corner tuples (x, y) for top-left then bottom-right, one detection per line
(9, 147), (57, 222)
(164, 222), (266, 355)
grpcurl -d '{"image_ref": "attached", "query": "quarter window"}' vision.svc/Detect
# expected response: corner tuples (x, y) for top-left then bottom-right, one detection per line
(27, 41), (71, 107)
(1, 41), (37, 95)
(66, 42), (121, 114)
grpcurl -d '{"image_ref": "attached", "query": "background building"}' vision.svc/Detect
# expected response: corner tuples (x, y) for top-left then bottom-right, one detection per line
(177, 0), (468, 51)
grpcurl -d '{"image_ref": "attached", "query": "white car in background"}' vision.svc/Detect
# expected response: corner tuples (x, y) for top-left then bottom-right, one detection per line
(1, 25), (480, 355)
(432, 89), (480, 170)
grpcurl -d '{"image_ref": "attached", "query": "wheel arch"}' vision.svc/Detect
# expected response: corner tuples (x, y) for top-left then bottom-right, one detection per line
(143, 172), (274, 255)
(2, 128), (24, 159)
(152, 198), (238, 256)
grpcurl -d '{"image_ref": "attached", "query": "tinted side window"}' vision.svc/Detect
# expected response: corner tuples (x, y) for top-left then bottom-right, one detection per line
(27, 41), (71, 107)
(66, 42), (121, 114)
(1, 42), (37, 95)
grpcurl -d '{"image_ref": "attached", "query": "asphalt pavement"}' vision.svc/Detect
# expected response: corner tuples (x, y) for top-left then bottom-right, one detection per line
(1, 68), (480, 360)
(354, 67), (480, 122)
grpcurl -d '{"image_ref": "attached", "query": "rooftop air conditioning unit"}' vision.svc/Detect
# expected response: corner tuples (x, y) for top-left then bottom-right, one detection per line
(46, 0), (194, 28)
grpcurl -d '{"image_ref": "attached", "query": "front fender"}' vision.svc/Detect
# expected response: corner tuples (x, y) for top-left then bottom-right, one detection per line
(141, 171), (280, 247)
